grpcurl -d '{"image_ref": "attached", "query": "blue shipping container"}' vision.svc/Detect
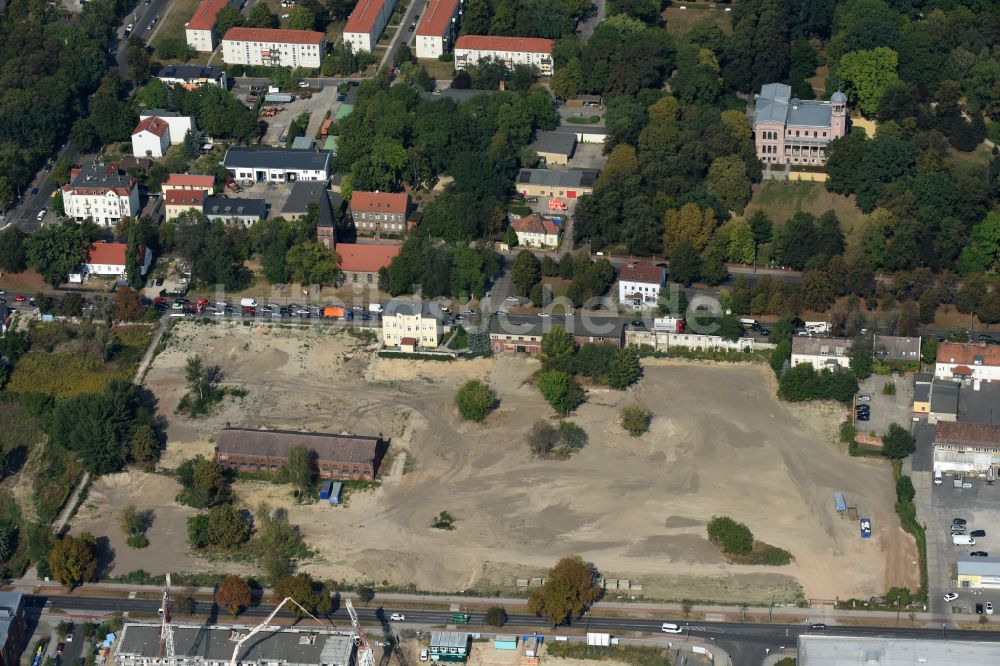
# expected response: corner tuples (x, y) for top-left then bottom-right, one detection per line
(330, 481), (343, 506)
(319, 480), (333, 500)
(834, 491), (846, 512)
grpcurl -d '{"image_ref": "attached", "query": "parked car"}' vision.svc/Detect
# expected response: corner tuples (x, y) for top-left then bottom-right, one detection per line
(155, 277), (164, 286)
(977, 603), (984, 614)
(30, 187), (38, 196)
(337, 94), (347, 102)
(37, 208), (46, 220)
(298, 81), (310, 88)
(390, 613), (405, 621)
(171, 302), (183, 310)
(988, 602), (995, 615)
(857, 395), (871, 401)
(809, 623), (827, 630)
(954, 518), (968, 525)
(971, 530), (986, 537)
(124, 23), (133, 35)
(856, 413), (870, 421)
(419, 650), (428, 662)
(661, 623), (682, 634)
(971, 551), (989, 557)
(65, 633), (75, 643)
(944, 592), (959, 602)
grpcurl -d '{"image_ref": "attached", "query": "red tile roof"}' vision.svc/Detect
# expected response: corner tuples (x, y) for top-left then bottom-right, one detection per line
(222, 27), (326, 44)
(416, 0), (458, 37)
(510, 214), (558, 236)
(337, 243), (401, 273)
(344, 0), (391, 34)
(951, 365), (973, 376)
(937, 342), (1000, 367)
(164, 174), (215, 189)
(186, 0), (229, 31)
(350, 191), (409, 215)
(619, 261), (664, 285)
(85, 242), (129, 266)
(936, 421), (1000, 447)
(454, 35), (554, 54)
(400, 337), (417, 346)
(133, 116), (169, 138)
(163, 189), (207, 206)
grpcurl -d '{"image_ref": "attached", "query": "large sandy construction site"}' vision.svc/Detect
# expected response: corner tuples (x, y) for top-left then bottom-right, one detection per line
(75, 321), (918, 604)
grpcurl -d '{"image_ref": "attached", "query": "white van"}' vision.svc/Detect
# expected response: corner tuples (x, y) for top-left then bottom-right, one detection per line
(953, 535), (976, 546)
(368, 303), (383, 313)
(661, 623), (682, 634)
(240, 297), (258, 307)
(934, 469), (943, 486)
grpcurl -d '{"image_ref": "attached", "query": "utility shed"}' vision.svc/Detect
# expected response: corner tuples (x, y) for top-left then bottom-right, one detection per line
(429, 632), (469, 663)
(493, 636), (517, 650)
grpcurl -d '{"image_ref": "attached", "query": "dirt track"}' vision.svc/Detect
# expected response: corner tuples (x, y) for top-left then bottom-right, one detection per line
(81, 321), (917, 604)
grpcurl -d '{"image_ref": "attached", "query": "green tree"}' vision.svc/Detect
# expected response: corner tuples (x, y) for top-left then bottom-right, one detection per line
(285, 242), (339, 286)
(536, 370), (584, 415)
(706, 156), (752, 214)
(286, 446), (314, 496)
(48, 535), (97, 588)
(850, 334), (874, 379)
(528, 555), (602, 626)
(125, 36), (153, 83)
(125, 220), (143, 289)
(727, 218), (756, 264)
(0, 228), (27, 273)
(485, 606), (508, 627)
(706, 516), (753, 555)
(541, 326), (575, 372)
(607, 347), (641, 389)
(176, 455), (229, 508)
(883, 422), (916, 459)
(246, 2), (279, 27)
(838, 47), (899, 117)
(215, 574), (252, 617)
(619, 403), (651, 436)
(273, 574), (333, 616)
(511, 249), (541, 296)
(130, 424), (160, 467)
(357, 585), (375, 603)
(454, 379), (497, 422)
(214, 5), (244, 38)
(669, 240), (702, 286)
(47, 380), (144, 475)
(26, 223), (88, 287)
(895, 474), (915, 504)
(287, 6), (317, 30)
(206, 504), (250, 549)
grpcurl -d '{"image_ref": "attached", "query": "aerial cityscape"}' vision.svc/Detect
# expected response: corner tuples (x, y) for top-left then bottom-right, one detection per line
(0, 0), (999, 664)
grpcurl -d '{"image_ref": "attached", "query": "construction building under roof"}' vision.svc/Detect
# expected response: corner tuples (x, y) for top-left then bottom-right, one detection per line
(797, 634), (1000, 665)
(114, 623), (355, 666)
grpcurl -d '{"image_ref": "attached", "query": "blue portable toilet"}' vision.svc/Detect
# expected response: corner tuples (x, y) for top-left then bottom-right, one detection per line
(319, 480), (333, 500)
(330, 481), (343, 506)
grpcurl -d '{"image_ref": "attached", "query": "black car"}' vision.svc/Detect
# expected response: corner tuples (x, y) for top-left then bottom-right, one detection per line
(857, 414), (870, 421)
(954, 518), (968, 525)
(977, 603), (985, 614)
(971, 551), (989, 557)
(30, 187), (38, 196)
(155, 277), (164, 286)
(809, 623), (827, 630)
(971, 530), (987, 537)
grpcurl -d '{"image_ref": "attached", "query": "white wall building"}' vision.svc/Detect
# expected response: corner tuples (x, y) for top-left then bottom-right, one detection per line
(933, 422), (1000, 476)
(78, 242), (153, 278)
(625, 327), (770, 353)
(414, 0), (459, 59)
(510, 214), (559, 248)
(131, 116), (170, 158)
(185, 0), (232, 52)
(454, 35), (554, 75)
(935, 342), (1000, 383)
(223, 147), (331, 183)
(221, 27), (326, 68)
(343, 0), (397, 53)
(617, 261), (665, 309)
(61, 162), (140, 227)
(139, 111), (194, 146)
(381, 300), (444, 348)
(790, 336), (852, 371)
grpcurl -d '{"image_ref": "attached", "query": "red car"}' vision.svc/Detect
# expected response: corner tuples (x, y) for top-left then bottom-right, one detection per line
(153, 297), (167, 304)
(242, 306), (255, 315)
(14, 294), (25, 302)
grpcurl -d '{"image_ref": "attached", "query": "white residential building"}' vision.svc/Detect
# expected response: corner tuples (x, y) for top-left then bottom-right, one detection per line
(454, 35), (554, 75)
(139, 111), (194, 145)
(131, 116), (170, 158)
(933, 422), (1000, 476)
(185, 0), (232, 52)
(510, 214), (559, 249)
(221, 27), (326, 68)
(381, 300), (444, 348)
(61, 162), (140, 227)
(156, 64), (228, 89)
(935, 342), (1000, 383)
(79, 242), (153, 278)
(617, 261), (665, 309)
(414, 0), (459, 59)
(343, 0), (397, 53)
(790, 336), (852, 371)
(222, 147), (331, 183)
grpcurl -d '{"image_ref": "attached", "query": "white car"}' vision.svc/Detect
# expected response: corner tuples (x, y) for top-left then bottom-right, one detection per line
(944, 592), (959, 602)
(298, 81), (310, 88)
(661, 622), (682, 634)
(390, 613), (405, 621)
(419, 650), (428, 662)
(988, 602), (995, 615)
(36, 208), (46, 221)
(857, 395), (871, 401)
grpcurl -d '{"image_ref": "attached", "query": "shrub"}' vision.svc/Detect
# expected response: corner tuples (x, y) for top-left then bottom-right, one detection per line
(883, 423), (916, 459)
(619, 404), (652, 436)
(431, 511), (456, 530)
(707, 516), (753, 556)
(536, 370), (584, 415)
(454, 379), (497, 422)
(484, 606), (508, 627)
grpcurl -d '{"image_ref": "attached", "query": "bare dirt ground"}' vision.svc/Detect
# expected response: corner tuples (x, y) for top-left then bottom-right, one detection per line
(103, 321), (917, 604)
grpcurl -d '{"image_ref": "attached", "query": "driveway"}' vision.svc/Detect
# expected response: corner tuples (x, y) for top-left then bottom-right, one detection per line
(855, 374), (914, 438)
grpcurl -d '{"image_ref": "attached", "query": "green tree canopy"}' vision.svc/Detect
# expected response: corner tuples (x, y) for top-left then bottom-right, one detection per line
(527, 555), (602, 626)
(838, 47), (899, 117)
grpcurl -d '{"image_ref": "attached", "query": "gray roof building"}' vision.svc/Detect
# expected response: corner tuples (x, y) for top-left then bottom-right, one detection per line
(203, 196), (267, 222)
(291, 137), (315, 150)
(516, 168), (597, 189)
(223, 147), (331, 173)
(69, 161), (135, 191)
(531, 131), (576, 157)
(283, 181), (334, 230)
(216, 427), (381, 465)
(797, 634), (1000, 665)
(156, 64), (226, 84)
(957, 556), (1000, 577)
(875, 335), (921, 362)
(490, 313), (625, 343)
(913, 381), (930, 405)
(930, 380), (960, 416)
(114, 623), (354, 666)
(0, 591), (24, 652)
(142, 108), (182, 118)
(754, 82), (840, 128)
(383, 299), (447, 319)
(790, 336), (852, 358)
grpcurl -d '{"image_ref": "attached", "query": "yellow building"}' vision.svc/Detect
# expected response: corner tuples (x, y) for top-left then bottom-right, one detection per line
(381, 300), (444, 349)
(957, 557), (1000, 589)
(164, 189), (206, 221)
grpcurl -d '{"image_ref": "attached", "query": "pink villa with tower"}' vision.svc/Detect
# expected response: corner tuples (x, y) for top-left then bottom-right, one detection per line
(752, 83), (848, 167)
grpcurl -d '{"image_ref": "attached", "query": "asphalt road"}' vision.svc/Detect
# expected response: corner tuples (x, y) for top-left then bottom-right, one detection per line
(25, 595), (1000, 666)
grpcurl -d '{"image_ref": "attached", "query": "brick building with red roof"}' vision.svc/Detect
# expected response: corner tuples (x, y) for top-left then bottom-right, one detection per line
(337, 243), (401, 286)
(221, 27), (326, 68)
(350, 191), (410, 235)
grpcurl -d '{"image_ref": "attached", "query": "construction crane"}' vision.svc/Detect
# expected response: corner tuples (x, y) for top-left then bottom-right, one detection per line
(346, 599), (375, 666)
(227, 597), (323, 666)
(157, 574), (175, 666)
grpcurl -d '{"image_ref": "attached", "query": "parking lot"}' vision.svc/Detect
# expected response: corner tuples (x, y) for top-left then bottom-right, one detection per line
(855, 373), (915, 436)
(233, 84), (345, 146)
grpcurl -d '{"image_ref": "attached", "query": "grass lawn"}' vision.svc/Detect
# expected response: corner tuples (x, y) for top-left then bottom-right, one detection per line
(421, 58), (457, 81)
(542, 277), (572, 299)
(152, 0), (201, 50)
(566, 115), (601, 124)
(744, 180), (870, 252)
(663, 5), (733, 38)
